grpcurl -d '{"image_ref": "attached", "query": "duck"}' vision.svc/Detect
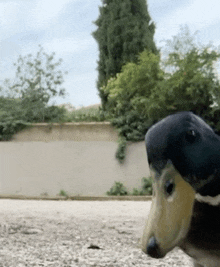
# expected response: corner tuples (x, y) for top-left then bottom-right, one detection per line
(141, 111), (220, 267)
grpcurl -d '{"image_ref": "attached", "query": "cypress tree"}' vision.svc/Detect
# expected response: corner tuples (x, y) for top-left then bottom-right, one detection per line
(93, 0), (157, 108)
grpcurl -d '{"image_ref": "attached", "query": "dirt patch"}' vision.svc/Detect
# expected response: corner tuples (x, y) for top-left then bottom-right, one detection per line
(0, 200), (193, 266)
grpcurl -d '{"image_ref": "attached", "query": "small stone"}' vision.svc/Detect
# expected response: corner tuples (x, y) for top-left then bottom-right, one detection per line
(87, 244), (102, 249)
(21, 228), (42, 235)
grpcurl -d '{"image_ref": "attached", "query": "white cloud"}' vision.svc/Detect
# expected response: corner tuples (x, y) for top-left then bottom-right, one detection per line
(154, 0), (220, 46)
(43, 37), (95, 56)
(32, 0), (74, 28)
(0, 0), (79, 39)
(0, 39), (20, 58)
(0, 2), (20, 32)
(0, 2), (35, 40)
(61, 71), (100, 107)
(172, 0), (220, 28)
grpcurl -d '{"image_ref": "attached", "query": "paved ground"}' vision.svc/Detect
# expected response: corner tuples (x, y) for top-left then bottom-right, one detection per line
(0, 200), (193, 266)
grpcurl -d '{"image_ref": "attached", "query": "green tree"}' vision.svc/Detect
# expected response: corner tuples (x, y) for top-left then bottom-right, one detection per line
(104, 50), (163, 142)
(143, 26), (220, 125)
(104, 26), (220, 162)
(93, 0), (157, 108)
(0, 97), (28, 140)
(0, 46), (67, 140)
(10, 45), (67, 122)
(103, 49), (163, 162)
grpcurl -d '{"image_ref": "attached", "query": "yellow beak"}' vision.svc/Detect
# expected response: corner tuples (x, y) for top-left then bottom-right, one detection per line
(142, 163), (195, 258)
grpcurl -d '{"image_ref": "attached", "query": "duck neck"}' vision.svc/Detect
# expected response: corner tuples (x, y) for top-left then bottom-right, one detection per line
(182, 200), (220, 254)
(195, 171), (220, 199)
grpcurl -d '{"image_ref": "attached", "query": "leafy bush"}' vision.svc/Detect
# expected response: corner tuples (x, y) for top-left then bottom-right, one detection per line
(132, 177), (152, 196)
(0, 46), (68, 140)
(104, 50), (163, 141)
(141, 26), (220, 124)
(115, 137), (127, 163)
(102, 50), (162, 162)
(107, 178), (153, 196)
(0, 118), (28, 141)
(23, 105), (67, 123)
(59, 190), (68, 197)
(103, 26), (220, 162)
(0, 96), (68, 140)
(107, 181), (128, 196)
(12, 45), (66, 104)
(0, 97), (28, 140)
(42, 106), (67, 123)
(141, 177), (153, 195)
(65, 106), (105, 122)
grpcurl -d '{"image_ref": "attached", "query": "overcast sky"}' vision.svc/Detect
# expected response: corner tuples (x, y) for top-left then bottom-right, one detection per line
(1, 0), (220, 107)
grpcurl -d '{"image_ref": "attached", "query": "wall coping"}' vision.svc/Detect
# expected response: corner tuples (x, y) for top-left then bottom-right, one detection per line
(12, 121), (118, 142)
(0, 195), (152, 201)
(29, 121), (112, 126)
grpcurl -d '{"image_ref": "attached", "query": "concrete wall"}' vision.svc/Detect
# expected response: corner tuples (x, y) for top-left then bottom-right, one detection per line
(0, 123), (150, 197)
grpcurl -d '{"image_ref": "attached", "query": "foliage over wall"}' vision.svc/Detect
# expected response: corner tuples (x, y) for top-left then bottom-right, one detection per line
(143, 26), (220, 124)
(103, 26), (220, 162)
(107, 177), (152, 196)
(104, 50), (163, 139)
(0, 97), (66, 141)
(64, 106), (105, 122)
(0, 46), (67, 140)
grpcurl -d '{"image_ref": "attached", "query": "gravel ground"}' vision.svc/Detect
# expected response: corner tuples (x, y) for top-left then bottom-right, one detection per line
(0, 199), (193, 267)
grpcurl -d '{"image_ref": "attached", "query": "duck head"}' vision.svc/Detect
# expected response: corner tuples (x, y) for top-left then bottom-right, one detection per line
(142, 111), (220, 258)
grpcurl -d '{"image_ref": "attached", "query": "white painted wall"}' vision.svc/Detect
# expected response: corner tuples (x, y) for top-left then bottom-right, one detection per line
(0, 123), (150, 197)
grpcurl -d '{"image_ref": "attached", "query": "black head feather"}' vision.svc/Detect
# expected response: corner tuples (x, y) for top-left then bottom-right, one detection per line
(145, 111), (220, 196)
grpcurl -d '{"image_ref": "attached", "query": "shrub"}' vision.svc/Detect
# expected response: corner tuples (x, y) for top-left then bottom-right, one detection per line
(103, 26), (220, 162)
(59, 190), (68, 197)
(0, 46), (68, 140)
(102, 50), (162, 162)
(132, 177), (152, 196)
(115, 137), (127, 163)
(65, 106), (105, 122)
(0, 97), (29, 140)
(39, 106), (66, 123)
(107, 182), (128, 196)
(107, 178), (153, 196)
(104, 50), (163, 142)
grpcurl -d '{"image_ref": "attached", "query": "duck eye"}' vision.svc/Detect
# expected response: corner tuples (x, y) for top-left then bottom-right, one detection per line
(164, 180), (175, 196)
(185, 130), (196, 143)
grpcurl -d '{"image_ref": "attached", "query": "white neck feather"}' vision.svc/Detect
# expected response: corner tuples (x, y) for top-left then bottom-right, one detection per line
(195, 193), (220, 206)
